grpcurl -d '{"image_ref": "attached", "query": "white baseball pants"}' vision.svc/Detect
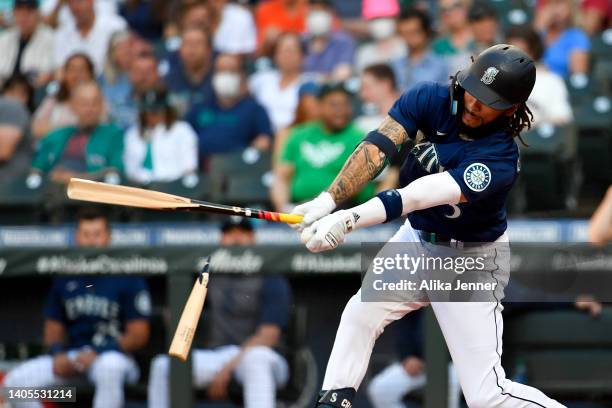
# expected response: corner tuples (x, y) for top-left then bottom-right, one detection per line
(322, 220), (567, 408)
(3, 349), (139, 408)
(148, 345), (288, 408)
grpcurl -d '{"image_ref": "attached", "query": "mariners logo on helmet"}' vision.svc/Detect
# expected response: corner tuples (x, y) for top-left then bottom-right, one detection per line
(480, 67), (499, 85)
(463, 163), (491, 192)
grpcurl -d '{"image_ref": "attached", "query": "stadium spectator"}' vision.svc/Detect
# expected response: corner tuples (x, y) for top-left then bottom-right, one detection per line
(250, 32), (306, 132)
(354, 0), (405, 72)
(187, 53), (273, 159)
(589, 185), (612, 245)
(0, 75), (34, 182)
(3, 207), (151, 408)
(356, 64), (399, 133)
(367, 310), (462, 408)
(209, 0), (257, 55)
(581, 0), (611, 35)
(54, 0), (127, 74)
(468, 2), (500, 53)
(119, 0), (168, 42)
(535, 0), (590, 78)
(148, 217), (291, 408)
(165, 26), (215, 118)
(32, 53), (97, 140)
(41, 0), (120, 28)
(303, 0), (356, 81)
(391, 8), (448, 91)
(30, 81), (123, 185)
(506, 26), (573, 125)
(99, 30), (134, 131)
(272, 83), (375, 212)
(123, 89), (198, 184)
(255, 0), (307, 55)
(0, 0), (55, 89)
(432, 0), (475, 75)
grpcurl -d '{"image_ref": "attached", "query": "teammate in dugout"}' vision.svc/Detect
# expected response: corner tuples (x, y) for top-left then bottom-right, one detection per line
(291, 44), (568, 407)
(3, 208), (151, 408)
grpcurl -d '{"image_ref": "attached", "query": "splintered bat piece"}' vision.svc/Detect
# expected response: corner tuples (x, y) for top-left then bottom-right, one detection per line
(168, 258), (210, 361)
(67, 178), (303, 224)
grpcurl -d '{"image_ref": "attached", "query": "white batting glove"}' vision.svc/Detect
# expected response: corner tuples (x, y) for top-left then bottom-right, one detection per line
(300, 210), (358, 252)
(290, 192), (336, 232)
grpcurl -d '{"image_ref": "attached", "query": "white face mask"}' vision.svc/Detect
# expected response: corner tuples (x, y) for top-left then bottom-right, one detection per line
(212, 72), (241, 98)
(307, 10), (333, 36)
(368, 18), (397, 40)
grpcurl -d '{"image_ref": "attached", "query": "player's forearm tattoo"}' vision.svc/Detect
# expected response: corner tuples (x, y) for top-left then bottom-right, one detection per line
(327, 116), (409, 203)
(377, 116), (409, 146)
(327, 142), (385, 203)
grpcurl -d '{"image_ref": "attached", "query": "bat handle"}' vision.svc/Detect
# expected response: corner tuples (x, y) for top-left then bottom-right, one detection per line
(278, 213), (304, 224)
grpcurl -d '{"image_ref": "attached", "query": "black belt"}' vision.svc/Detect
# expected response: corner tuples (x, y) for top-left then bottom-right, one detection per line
(418, 230), (481, 248)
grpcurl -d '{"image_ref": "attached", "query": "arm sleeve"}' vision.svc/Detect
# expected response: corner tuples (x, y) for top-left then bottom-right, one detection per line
(43, 280), (66, 323)
(258, 277), (291, 329)
(447, 158), (516, 203)
(31, 132), (55, 173)
(120, 278), (152, 321)
(387, 82), (433, 139)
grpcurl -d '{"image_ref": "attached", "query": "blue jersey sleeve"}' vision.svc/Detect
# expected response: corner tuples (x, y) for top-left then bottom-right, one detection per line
(258, 277), (291, 328)
(388, 82), (435, 139)
(120, 278), (152, 321)
(43, 279), (66, 323)
(447, 157), (516, 203)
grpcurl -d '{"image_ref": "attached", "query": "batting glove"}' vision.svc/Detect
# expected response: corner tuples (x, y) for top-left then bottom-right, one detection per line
(290, 192), (336, 231)
(300, 210), (358, 252)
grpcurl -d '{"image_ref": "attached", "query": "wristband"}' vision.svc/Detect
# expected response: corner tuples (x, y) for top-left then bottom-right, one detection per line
(376, 189), (403, 223)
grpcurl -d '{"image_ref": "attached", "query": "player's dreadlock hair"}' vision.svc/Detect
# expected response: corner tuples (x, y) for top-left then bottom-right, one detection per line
(508, 102), (534, 147)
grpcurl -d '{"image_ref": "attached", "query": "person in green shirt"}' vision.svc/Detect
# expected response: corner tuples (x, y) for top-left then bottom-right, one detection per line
(30, 80), (124, 184)
(272, 82), (375, 212)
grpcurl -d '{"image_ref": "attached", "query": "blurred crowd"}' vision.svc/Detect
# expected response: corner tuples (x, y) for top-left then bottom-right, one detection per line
(0, 0), (609, 210)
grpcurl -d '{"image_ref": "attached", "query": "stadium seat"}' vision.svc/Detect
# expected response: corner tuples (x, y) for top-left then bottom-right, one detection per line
(208, 149), (273, 207)
(573, 96), (612, 188)
(504, 308), (612, 401)
(0, 176), (47, 225)
(518, 124), (581, 211)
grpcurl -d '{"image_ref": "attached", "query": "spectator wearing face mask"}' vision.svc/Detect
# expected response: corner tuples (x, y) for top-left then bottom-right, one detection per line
(355, 0), (405, 73)
(303, 0), (356, 81)
(468, 2), (501, 54)
(390, 8), (449, 91)
(187, 54), (273, 160)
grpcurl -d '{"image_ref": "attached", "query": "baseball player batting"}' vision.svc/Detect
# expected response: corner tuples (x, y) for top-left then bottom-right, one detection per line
(292, 44), (567, 407)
